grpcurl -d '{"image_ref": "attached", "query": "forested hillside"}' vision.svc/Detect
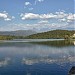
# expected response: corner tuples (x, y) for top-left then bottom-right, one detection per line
(25, 30), (75, 39)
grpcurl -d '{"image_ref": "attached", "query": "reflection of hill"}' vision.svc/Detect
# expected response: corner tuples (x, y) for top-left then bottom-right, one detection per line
(31, 40), (74, 47)
(0, 40), (74, 47)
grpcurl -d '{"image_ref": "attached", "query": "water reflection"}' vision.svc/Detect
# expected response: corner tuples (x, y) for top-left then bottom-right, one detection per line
(0, 40), (74, 47)
(0, 40), (75, 75)
(31, 40), (75, 47)
(22, 56), (75, 66)
(0, 57), (11, 67)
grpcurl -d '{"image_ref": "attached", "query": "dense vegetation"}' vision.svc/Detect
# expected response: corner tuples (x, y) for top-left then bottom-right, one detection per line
(0, 35), (14, 40)
(25, 30), (75, 39)
(0, 30), (75, 40)
(0, 35), (26, 40)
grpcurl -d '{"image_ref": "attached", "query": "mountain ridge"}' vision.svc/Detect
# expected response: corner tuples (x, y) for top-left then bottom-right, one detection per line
(0, 30), (37, 36)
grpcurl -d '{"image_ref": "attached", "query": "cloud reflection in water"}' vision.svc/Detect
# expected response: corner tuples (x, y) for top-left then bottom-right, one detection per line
(0, 57), (11, 67)
(22, 55), (75, 66)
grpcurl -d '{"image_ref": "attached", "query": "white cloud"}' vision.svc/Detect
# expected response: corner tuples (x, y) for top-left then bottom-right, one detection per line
(20, 13), (40, 20)
(18, 11), (75, 31)
(59, 18), (66, 22)
(38, 0), (44, 2)
(0, 11), (74, 31)
(35, 0), (44, 5)
(4, 18), (11, 21)
(0, 11), (15, 21)
(55, 12), (75, 22)
(67, 13), (75, 22)
(55, 11), (67, 18)
(20, 11), (75, 23)
(12, 16), (15, 19)
(38, 20), (49, 24)
(25, 2), (31, 6)
(29, 8), (33, 10)
(0, 13), (7, 18)
(0, 22), (69, 32)
(20, 13), (57, 20)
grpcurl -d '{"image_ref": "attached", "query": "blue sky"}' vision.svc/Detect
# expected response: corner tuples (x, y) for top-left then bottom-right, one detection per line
(0, 0), (75, 31)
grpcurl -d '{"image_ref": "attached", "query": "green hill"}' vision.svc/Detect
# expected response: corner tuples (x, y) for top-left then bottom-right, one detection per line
(25, 30), (75, 39)
(0, 30), (75, 40)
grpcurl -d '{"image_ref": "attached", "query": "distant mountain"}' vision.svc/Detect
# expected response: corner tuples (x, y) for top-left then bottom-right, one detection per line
(0, 30), (37, 36)
(25, 30), (75, 39)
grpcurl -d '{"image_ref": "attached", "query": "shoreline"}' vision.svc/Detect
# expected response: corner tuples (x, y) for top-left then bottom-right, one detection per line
(0, 39), (65, 43)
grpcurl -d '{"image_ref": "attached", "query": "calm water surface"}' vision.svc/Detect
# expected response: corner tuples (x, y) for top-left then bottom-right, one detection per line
(0, 40), (75, 75)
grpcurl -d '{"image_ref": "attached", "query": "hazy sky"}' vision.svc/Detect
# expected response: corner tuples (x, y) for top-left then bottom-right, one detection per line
(0, 0), (75, 31)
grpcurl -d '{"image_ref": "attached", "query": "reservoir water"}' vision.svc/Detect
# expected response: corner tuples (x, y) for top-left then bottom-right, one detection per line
(0, 40), (75, 75)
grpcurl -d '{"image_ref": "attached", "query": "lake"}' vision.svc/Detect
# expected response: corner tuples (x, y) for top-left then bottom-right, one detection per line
(0, 39), (75, 75)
